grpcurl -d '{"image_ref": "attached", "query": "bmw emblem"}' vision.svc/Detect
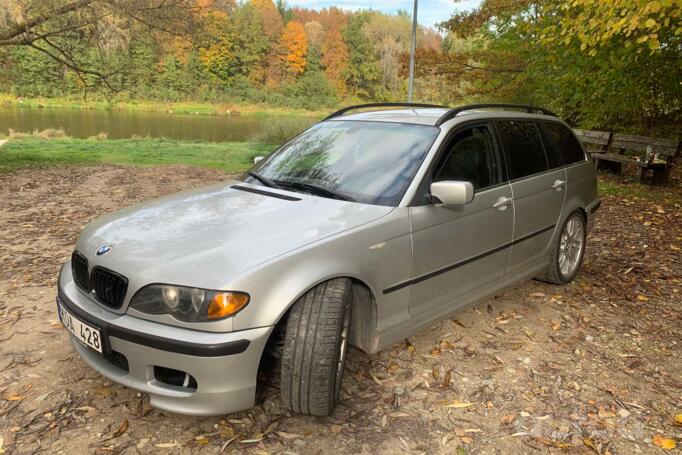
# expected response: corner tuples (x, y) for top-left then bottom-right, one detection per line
(96, 244), (112, 255)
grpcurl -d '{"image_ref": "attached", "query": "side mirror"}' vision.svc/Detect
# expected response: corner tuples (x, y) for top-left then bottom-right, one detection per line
(253, 156), (264, 165)
(430, 181), (474, 205)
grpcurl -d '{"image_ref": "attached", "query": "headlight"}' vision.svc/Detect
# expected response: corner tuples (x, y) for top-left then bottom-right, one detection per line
(129, 285), (249, 322)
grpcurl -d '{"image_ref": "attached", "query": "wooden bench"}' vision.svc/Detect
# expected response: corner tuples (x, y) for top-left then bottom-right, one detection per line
(574, 129), (681, 186)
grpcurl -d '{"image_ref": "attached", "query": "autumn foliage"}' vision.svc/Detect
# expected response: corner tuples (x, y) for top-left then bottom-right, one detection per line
(281, 21), (307, 76)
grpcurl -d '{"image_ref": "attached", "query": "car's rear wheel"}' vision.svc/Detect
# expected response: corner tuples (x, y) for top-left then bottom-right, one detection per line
(536, 211), (586, 284)
(280, 278), (352, 416)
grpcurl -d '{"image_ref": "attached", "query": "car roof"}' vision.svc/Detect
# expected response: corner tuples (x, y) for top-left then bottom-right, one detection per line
(327, 107), (560, 127)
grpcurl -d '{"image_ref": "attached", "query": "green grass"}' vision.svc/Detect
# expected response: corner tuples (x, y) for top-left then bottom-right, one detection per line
(0, 137), (271, 174)
(0, 93), (329, 118)
(598, 176), (681, 205)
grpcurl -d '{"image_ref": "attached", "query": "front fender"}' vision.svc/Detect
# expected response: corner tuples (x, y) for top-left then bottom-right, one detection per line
(229, 209), (412, 338)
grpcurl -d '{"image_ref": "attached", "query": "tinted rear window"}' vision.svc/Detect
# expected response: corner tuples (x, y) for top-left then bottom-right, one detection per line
(497, 121), (548, 180)
(543, 122), (586, 165)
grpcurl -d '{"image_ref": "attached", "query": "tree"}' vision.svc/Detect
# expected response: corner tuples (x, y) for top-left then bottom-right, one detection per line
(252, 0), (285, 87)
(281, 21), (307, 76)
(441, 0), (681, 133)
(0, 0), (198, 92)
(343, 11), (380, 97)
(197, 10), (236, 83)
(362, 12), (411, 95)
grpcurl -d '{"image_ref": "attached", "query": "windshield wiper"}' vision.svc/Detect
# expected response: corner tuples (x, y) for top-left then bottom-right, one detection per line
(248, 172), (281, 189)
(275, 180), (355, 202)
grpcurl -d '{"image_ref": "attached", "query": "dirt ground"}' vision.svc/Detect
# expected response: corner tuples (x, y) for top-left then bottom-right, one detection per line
(0, 165), (680, 455)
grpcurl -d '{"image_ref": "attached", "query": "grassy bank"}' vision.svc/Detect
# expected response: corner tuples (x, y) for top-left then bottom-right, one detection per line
(0, 93), (331, 117)
(0, 136), (270, 175)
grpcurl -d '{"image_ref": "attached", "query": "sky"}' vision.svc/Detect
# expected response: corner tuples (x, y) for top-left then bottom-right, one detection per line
(286, 0), (483, 29)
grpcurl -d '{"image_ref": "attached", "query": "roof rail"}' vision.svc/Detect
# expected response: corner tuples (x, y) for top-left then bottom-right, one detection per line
(435, 103), (557, 127)
(323, 102), (447, 121)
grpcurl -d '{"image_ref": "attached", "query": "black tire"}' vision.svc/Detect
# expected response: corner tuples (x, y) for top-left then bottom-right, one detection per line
(280, 278), (352, 416)
(536, 211), (586, 285)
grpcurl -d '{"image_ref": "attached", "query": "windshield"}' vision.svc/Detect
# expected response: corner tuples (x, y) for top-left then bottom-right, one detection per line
(245, 120), (439, 206)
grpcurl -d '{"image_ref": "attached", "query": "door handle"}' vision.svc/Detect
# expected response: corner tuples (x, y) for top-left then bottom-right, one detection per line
(493, 196), (513, 211)
(553, 180), (566, 191)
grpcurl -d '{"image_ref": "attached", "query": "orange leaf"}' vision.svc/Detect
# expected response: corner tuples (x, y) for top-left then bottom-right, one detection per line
(652, 434), (676, 450)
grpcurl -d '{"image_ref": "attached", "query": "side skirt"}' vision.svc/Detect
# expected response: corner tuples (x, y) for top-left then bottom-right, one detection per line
(368, 263), (546, 354)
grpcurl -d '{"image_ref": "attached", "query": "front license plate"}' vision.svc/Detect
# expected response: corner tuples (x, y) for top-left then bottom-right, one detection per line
(58, 301), (103, 353)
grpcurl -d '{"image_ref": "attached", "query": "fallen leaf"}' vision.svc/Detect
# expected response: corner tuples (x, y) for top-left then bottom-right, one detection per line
(653, 434), (676, 450)
(3, 394), (24, 401)
(276, 432), (302, 439)
(551, 320), (562, 331)
(432, 365), (440, 381)
(405, 338), (415, 355)
(75, 406), (100, 416)
(460, 436), (473, 444)
(112, 419), (129, 438)
(675, 414), (682, 426)
(155, 442), (182, 448)
(442, 370), (451, 388)
(529, 292), (545, 298)
(636, 294), (649, 301)
(443, 401), (474, 409)
(220, 437), (238, 453)
(195, 436), (209, 445)
(501, 413), (516, 424)
(536, 437), (572, 449)
(240, 437), (265, 444)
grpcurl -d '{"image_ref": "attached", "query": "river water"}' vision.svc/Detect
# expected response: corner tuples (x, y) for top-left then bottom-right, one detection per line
(0, 107), (272, 142)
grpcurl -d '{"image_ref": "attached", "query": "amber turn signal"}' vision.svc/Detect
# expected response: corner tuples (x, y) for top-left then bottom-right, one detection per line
(206, 292), (249, 320)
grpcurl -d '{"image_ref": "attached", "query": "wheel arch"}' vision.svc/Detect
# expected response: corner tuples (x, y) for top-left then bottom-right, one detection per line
(266, 275), (380, 355)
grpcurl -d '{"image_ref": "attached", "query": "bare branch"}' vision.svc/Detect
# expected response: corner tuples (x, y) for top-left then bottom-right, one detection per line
(28, 41), (121, 92)
(0, 0), (95, 43)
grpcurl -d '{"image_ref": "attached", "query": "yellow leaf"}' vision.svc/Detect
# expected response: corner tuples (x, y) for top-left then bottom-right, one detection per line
(653, 434), (676, 450)
(671, 244), (680, 251)
(650, 1), (662, 13)
(637, 294), (649, 301)
(645, 18), (657, 28)
(443, 401), (475, 408)
(195, 436), (209, 445)
(675, 413), (682, 425)
(3, 394), (24, 401)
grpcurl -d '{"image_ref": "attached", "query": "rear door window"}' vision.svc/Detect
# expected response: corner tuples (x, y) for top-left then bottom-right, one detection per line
(496, 121), (548, 180)
(542, 122), (586, 165)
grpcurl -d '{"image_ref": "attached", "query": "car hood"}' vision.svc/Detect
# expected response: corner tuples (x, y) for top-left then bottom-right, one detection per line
(75, 181), (392, 290)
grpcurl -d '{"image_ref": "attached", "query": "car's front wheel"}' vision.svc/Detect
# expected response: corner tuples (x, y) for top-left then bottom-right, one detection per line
(280, 278), (352, 416)
(537, 211), (587, 284)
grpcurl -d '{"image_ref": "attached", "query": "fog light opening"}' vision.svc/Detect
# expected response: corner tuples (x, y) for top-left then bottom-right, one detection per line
(153, 366), (197, 391)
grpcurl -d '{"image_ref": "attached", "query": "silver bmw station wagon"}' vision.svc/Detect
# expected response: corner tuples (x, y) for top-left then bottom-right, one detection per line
(57, 103), (600, 416)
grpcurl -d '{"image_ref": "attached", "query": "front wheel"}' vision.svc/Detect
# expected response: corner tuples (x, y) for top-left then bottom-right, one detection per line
(280, 278), (352, 416)
(536, 211), (586, 284)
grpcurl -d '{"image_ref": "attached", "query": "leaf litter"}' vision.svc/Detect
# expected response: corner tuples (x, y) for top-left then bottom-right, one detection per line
(0, 167), (680, 454)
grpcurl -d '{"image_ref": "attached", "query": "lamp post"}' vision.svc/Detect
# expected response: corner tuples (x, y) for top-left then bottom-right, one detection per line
(407, 0), (418, 102)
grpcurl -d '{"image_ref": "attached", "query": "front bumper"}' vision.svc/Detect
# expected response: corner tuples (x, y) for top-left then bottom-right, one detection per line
(58, 264), (272, 416)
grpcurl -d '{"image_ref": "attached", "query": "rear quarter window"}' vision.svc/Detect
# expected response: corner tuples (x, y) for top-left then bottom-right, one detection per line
(542, 122), (586, 165)
(496, 120), (548, 180)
